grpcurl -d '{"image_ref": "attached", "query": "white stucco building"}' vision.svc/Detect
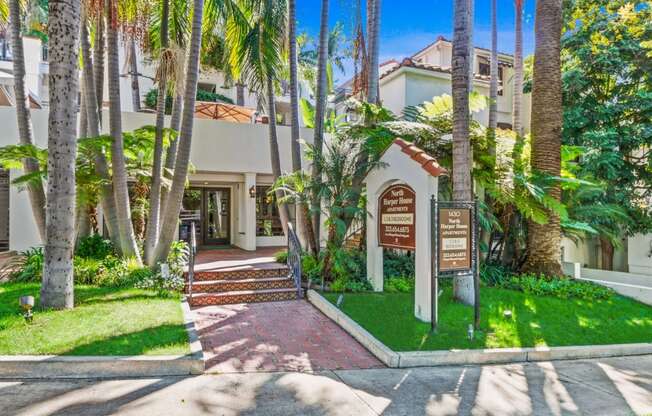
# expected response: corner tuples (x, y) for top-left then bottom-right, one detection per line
(334, 36), (531, 132)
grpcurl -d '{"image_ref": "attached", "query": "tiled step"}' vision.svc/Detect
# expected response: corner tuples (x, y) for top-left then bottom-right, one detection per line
(189, 288), (298, 306)
(188, 267), (289, 282)
(191, 277), (295, 293)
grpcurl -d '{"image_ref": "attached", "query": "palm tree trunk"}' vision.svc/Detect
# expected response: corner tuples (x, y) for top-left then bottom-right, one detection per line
(93, 0), (105, 124)
(488, 0), (498, 134)
(41, 0), (81, 309)
(366, 0), (381, 104)
(600, 237), (614, 271)
(287, 0), (310, 249)
(129, 36), (141, 112)
(236, 83), (245, 106)
(153, 0), (204, 265)
(266, 75), (290, 236)
(9, 0), (47, 242)
(452, 0), (474, 305)
(161, 92), (183, 211)
(521, 0), (563, 277)
(107, 0), (141, 262)
(79, 82), (88, 138)
(311, 0), (330, 251)
(145, 0), (169, 266)
(512, 0), (524, 136)
(80, 5), (120, 250)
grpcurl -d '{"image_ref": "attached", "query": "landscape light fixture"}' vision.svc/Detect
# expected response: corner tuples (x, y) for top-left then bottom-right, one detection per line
(19, 295), (34, 323)
(249, 185), (256, 198)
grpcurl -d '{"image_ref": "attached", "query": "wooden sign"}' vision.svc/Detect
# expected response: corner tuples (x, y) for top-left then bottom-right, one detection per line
(378, 185), (416, 250)
(438, 208), (472, 272)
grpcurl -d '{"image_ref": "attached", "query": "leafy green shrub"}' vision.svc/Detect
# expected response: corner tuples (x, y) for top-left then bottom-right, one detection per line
(383, 251), (415, 278)
(330, 276), (372, 292)
(384, 276), (415, 293)
(275, 250), (288, 263)
(480, 262), (513, 286)
(167, 240), (189, 279)
(76, 234), (115, 259)
(496, 273), (614, 301)
(302, 254), (322, 283)
(11, 247), (44, 282)
(73, 257), (103, 284)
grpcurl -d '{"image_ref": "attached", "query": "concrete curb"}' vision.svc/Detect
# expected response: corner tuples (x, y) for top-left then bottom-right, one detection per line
(307, 290), (652, 368)
(0, 300), (204, 379)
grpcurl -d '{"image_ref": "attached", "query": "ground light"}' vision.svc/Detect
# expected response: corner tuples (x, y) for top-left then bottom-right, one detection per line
(19, 295), (34, 323)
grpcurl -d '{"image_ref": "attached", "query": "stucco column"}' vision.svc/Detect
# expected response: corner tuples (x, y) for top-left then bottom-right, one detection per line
(243, 172), (257, 251)
(366, 194), (384, 291)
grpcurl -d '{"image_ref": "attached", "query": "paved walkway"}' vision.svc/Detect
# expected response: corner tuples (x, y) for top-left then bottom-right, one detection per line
(192, 300), (383, 372)
(2, 355), (651, 415)
(191, 247), (285, 273)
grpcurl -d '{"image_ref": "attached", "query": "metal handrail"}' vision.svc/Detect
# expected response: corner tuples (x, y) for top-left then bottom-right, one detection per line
(287, 222), (303, 298)
(187, 222), (197, 300)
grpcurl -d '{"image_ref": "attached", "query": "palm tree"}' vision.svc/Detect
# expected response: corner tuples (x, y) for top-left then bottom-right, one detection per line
(93, 0), (105, 123)
(41, 0), (81, 309)
(79, 3), (121, 248)
(488, 0), (498, 135)
(152, 0), (204, 264)
(128, 36), (141, 111)
(144, 0), (169, 265)
(366, 0), (381, 104)
(522, 0), (563, 276)
(107, 0), (141, 262)
(8, 0), (46, 241)
(311, 0), (329, 250)
(512, 0), (524, 136)
(287, 0), (310, 248)
(451, 0), (474, 305)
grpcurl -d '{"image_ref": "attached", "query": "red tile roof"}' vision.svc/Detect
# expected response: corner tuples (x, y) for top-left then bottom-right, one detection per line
(392, 138), (447, 177)
(379, 58), (492, 82)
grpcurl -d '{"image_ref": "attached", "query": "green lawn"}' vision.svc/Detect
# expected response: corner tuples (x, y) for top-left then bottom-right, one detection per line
(323, 286), (652, 351)
(0, 282), (190, 355)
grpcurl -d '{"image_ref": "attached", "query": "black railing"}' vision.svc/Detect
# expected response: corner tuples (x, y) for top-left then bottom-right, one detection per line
(287, 222), (303, 298)
(187, 222), (197, 300)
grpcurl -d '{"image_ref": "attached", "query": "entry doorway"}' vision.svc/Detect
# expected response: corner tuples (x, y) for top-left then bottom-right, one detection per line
(181, 187), (231, 247)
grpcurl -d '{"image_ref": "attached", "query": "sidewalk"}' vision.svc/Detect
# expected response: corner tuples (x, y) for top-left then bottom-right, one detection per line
(2, 355), (651, 415)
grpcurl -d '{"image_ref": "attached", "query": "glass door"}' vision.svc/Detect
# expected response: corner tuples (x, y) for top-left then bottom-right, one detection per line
(204, 188), (230, 245)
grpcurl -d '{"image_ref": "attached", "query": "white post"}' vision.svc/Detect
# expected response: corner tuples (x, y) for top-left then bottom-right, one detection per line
(243, 172), (257, 251)
(366, 194), (384, 291)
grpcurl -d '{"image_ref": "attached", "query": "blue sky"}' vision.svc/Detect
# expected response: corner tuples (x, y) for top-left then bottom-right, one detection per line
(297, 0), (537, 82)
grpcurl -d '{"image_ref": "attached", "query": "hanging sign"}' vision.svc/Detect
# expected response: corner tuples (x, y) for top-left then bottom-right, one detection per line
(438, 207), (472, 272)
(378, 184), (416, 250)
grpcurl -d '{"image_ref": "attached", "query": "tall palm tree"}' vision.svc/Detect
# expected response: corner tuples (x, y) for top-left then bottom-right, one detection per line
(310, 0), (329, 250)
(93, 0), (105, 123)
(152, 0), (204, 264)
(451, 0), (474, 305)
(128, 36), (141, 111)
(144, 0), (169, 265)
(41, 0), (81, 309)
(8, 0), (46, 241)
(366, 0), (381, 104)
(488, 0), (498, 135)
(107, 0), (141, 262)
(79, 3), (121, 248)
(512, 0), (524, 136)
(287, 0), (310, 247)
(522, 0), (563, 276)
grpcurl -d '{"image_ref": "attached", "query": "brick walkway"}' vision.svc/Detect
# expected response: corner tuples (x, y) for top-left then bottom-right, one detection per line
(191, 300), (383, 373)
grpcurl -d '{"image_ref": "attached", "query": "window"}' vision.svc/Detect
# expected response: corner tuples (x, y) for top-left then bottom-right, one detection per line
(478, 61), (504, 96)
(256, 186), (284, 236)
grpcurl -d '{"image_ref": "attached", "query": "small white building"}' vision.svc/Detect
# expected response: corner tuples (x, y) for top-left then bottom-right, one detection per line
(0, 107), (315, 252)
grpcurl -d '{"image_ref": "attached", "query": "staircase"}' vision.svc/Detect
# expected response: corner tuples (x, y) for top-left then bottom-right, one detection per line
(186, 266), (299, 307)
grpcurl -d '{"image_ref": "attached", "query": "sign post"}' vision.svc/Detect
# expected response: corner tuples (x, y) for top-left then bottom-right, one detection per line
(431, 199), (479, 331)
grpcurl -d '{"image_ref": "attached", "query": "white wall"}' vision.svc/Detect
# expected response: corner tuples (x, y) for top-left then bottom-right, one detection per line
(628, 234), (652, 275)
